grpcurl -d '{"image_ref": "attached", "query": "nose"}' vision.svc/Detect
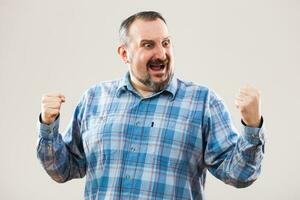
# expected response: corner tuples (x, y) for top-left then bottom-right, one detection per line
(153, 45), (166, 60)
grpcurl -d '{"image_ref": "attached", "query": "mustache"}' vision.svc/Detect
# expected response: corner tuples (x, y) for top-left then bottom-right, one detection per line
(147, 58), (169, 67)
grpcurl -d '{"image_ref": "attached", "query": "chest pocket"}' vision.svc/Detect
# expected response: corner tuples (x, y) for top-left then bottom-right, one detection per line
(147, 117), (202, 171)
(82, 114), (124, 168)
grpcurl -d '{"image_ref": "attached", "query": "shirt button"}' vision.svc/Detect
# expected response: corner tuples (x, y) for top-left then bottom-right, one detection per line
(136, 121), (140, 126)
(125, 175), (131, 179)
(47, 129), (51, 134)
(100, 116), (107, 121)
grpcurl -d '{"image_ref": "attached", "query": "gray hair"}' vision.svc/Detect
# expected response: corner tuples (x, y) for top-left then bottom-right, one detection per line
(119, 11), (167, 46)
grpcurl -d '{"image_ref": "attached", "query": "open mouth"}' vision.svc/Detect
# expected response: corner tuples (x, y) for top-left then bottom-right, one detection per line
(147, 60), (168, 72)
(149, 63), (166, 71)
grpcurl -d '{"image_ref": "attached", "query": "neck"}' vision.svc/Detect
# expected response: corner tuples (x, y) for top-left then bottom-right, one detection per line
(130, 78), (154, 98)
(129, 74), (154, 98)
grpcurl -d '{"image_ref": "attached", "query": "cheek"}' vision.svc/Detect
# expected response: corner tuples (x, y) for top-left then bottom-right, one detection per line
(166, 48), (174, 59)
(140, 52), (152, 63)
(135, 54), (151, 70)
(131, 51), (146, 63)
(131, 55), (147, 74)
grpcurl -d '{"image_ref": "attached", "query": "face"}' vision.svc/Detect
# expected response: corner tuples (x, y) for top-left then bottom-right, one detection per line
(119, 19), (174, 93)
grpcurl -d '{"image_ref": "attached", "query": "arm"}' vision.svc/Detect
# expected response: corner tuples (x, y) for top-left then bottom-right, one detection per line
(37, 94), (87, 183)
(203, 89), (265, 188)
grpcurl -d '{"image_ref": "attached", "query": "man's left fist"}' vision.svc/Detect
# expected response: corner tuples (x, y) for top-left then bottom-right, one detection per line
(235, 85), (262, 127)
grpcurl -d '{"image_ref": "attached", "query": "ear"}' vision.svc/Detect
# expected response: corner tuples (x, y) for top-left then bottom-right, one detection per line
(117, 45), (129, 64)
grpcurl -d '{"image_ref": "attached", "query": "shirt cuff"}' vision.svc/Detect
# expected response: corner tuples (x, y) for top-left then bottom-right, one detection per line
(38, 114), (60, 140)
(242, 117), (265, 145)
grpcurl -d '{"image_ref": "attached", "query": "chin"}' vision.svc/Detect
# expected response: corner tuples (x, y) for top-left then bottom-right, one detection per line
(152, 77), (168, 86)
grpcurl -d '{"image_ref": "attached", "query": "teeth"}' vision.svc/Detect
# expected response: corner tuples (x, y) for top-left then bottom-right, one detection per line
(147, 60), (168, 70)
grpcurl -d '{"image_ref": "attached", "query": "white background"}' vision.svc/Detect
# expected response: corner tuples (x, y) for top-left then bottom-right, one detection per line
(1, 0), (299, 199)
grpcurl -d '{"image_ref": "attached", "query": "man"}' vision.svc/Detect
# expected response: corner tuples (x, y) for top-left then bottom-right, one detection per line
(37, 11), (265, 200)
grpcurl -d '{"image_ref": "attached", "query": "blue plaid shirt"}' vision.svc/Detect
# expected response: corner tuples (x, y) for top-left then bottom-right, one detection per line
(37, 72), (265, 200)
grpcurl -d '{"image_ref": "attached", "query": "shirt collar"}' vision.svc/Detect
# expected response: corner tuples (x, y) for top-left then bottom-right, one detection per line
(116, 72), (178, 100)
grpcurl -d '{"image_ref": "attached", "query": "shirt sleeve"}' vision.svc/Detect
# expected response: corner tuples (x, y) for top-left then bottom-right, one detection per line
(202, 90), (265, 188)
(36, 94), (87, 183)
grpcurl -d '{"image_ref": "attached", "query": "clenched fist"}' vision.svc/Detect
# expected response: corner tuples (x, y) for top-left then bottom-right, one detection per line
(41, 94), (65, 125)
(235, 85), (262, 127)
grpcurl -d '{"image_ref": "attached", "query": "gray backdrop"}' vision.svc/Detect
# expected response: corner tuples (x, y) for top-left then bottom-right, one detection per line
(1, 0), (299, 199)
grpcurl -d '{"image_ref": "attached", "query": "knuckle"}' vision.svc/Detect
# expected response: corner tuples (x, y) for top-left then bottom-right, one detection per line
(41, 96), (46, 102)
(257, 90), (261, 96)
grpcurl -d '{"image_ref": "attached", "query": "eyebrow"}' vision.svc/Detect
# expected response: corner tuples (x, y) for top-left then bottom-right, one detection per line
(140, 36), (171, 44)
(140, 39), (154, 44)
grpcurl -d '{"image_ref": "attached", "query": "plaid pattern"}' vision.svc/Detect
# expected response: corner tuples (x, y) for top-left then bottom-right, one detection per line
(37, 72), (265, 200)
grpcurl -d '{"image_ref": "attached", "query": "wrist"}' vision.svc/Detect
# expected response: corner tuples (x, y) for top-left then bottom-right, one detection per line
(242, 116), (263, 128)
(40, 113), (59, 125)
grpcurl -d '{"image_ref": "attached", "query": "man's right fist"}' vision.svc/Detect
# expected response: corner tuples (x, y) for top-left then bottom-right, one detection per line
(41, 94), (65, 125)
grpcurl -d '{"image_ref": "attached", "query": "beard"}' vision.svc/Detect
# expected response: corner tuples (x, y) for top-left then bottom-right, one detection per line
(130, 58), (174, 93)
(136, 70), (174, 92)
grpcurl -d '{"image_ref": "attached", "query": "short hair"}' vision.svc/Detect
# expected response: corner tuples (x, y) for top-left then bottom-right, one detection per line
(119, 11), (167, 45)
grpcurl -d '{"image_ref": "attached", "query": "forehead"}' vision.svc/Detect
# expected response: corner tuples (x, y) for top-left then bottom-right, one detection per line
(128, 19), (169, 42)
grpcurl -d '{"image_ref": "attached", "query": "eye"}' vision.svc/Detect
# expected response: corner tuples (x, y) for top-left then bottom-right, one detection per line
(143, 43), (153, 48)
(162, 39), (170, 47)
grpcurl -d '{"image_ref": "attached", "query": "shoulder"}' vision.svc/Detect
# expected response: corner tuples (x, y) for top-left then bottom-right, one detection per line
(176, 78), (209, 97)
(175, 78), (223, 103)
(75, 79), (122, 105)
(177, 78), (209, 92)
(84, 79), (121, 97)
